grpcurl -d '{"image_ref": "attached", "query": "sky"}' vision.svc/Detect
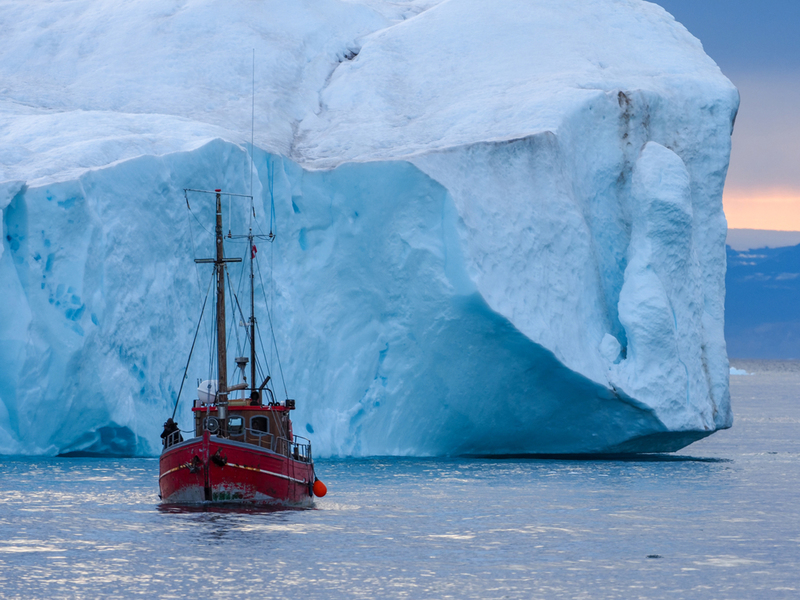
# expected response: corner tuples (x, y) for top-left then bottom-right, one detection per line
(653, 0), (800, 231)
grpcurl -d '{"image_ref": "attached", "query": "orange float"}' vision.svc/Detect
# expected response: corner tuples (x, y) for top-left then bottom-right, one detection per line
(312, 479), (327, 497)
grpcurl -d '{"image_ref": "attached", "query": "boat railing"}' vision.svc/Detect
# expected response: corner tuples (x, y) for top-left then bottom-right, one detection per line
(215, 428), (312, 462)
(290, 435), (313, 463)
(163, 429), (184, 449)
(227, 427), (276, 451)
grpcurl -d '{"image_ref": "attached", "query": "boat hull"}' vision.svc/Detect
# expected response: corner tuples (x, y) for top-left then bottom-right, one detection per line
(159, 430), (315, 506)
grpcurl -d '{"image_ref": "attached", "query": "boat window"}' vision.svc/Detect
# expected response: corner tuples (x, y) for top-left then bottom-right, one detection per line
(250, 415), (269, 434)
(228, 415), (244, 435)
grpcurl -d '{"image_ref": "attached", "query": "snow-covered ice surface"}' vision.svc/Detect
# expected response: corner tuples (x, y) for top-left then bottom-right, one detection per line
(0, 0), (738, 456)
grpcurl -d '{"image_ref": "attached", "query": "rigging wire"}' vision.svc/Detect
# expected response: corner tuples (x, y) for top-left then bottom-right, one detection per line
(171, 269), (215, 419)
(236, 246), (253, 326)
(184, 193), (203, 296)
(225, 267), (242, 358)
(268, 158), (275, 235)
(187, 204), (215, 236)
(223, 244), (253, 384)
(256, 254), (288, 399)
(235, 243), (248, 308)
(184, 191), (213, 361)
(266, 156), (276, 369)
(229, 272), (252, 353)
(231, 243), (249, 358)
(270, 238), (274, 369)
(229, 262), (268, 395)
(255, 319), (272, 386)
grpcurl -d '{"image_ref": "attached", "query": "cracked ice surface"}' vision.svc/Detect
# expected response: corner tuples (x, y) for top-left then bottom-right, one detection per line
(0, 0), (737, 455)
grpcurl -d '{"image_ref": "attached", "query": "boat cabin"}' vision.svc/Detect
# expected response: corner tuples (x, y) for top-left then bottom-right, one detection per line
(190, 397), (310, 462)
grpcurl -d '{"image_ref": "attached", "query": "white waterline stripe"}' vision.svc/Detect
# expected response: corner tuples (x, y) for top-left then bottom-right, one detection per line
(159, 459), (309, 485)
(159, 463), (189, 480)
(227, 462), (308, 484)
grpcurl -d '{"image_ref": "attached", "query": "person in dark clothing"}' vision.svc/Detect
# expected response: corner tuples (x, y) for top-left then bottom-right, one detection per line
(161, 418), (183, 447)
(249, 390), (261, 407)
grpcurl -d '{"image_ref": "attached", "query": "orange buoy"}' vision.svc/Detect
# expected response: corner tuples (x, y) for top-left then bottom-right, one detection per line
(312, 479), (327, 497)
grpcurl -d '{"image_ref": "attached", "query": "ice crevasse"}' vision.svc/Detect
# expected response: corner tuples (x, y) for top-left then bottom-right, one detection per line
(0, 0), (739, 456)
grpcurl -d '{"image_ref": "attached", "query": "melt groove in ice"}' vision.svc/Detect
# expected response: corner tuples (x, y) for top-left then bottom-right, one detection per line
(0, 0), (738, 456)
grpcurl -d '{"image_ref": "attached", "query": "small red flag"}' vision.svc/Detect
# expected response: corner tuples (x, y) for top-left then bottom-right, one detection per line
(251, 244), (258, 259)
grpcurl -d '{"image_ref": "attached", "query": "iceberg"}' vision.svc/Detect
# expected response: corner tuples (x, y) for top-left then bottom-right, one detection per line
(0, 0), (738, 456)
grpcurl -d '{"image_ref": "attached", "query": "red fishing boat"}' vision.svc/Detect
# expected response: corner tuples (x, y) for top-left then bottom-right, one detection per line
(159, 188), (326, 505)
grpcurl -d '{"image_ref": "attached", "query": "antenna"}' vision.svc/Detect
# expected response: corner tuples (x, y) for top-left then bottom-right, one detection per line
(250, 48), (255, 204)
(248, 48), (257, 402)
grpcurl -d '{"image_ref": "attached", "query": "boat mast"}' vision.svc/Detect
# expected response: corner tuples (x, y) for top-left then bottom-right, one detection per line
(214, 189), (229, 434)
(249, 228), (256, 400)
(186, 187), (243, 431)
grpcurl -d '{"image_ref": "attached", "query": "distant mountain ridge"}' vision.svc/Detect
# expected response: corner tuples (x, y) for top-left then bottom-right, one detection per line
(726, 228), (800, 251)
(726, 242), (800, 358)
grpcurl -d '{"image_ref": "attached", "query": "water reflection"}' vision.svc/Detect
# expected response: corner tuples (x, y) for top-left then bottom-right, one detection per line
(157, 503), (313, 515)
(156, 501), (315, 548)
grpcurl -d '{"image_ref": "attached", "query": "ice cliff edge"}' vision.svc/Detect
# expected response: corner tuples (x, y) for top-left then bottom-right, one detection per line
(0, 0), (738, 456)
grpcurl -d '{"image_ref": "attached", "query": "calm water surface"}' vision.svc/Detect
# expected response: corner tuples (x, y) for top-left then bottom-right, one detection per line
(0, 360), (798, 598)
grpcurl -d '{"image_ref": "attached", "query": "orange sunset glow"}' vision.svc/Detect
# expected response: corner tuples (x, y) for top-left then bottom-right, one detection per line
(723, 187), (800, 231)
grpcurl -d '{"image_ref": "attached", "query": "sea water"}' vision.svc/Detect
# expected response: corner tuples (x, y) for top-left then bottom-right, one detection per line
(0, 360), (798, 599)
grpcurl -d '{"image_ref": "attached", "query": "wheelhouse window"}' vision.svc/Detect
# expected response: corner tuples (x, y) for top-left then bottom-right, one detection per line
(228, 415), (244, 435)
(250, 415), (269, 434)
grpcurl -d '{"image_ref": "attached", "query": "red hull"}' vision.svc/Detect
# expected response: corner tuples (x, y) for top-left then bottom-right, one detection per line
(159, 430), (315, 505)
